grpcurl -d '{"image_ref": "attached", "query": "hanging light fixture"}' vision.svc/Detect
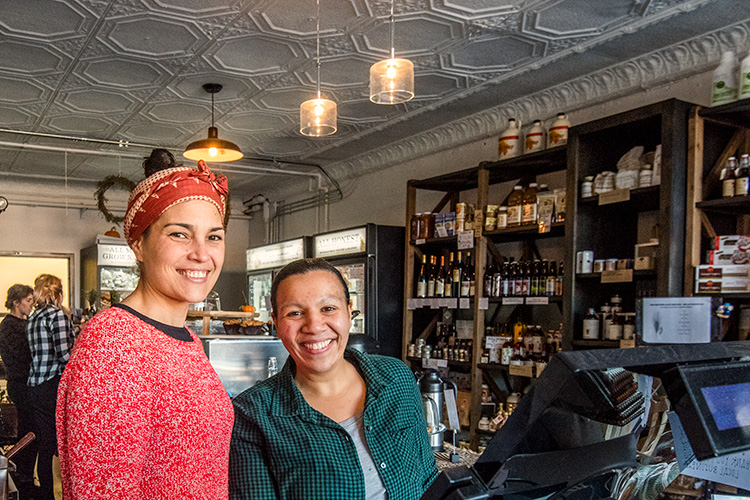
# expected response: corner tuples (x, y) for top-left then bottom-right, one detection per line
(300, 0), (337, 137)
(369, 0), (414, 105)
(183, 83), (243, 162)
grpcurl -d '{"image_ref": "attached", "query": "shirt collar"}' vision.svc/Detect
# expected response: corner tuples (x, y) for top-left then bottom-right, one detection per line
(270, 348), (387, 423)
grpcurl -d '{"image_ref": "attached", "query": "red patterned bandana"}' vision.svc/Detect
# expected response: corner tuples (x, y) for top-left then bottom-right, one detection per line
(123, 160), (229, 246)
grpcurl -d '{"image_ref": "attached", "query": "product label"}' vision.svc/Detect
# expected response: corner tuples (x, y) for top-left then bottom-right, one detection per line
(724, 179), (736, 197)
(435, 280), (445, 297)
(507, 206), (521, 225)
(498, 136), (519, 157)
(522, 203), (537, 224)
(427, 281), (435, 297)
(742, 72), (750, 96)
(548, 126), (568, 146)
(417, 282), (427, 298)
(736, 177), (749, 196)
(525, 133), (543, 152)
(712, 80), (738, 105)
(583, 319), (599, 340)
(460, 281), (470, 297)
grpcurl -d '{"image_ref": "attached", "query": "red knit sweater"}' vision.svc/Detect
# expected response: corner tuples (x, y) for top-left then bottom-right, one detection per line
(57, 307), (234, 499)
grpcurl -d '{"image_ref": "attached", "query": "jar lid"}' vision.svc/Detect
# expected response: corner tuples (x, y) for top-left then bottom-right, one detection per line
(498, 206), (507, 211)
(584, 176), (594, 181)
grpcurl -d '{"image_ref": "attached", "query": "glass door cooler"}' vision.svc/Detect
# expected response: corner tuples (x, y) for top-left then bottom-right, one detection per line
(313, 224), (404, 358)
(246, 237), (312, 323)
(81, 235), (138, 310)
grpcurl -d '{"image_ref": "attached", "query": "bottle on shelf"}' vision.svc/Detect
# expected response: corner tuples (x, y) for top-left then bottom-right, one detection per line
(600, 303), (613, 340)
(512, 318), (526, 344)
(498, 118), (522, 159)
(410, 213), (422, 241)
(606, 312), (623, 341)
(480, 336), (490, 364)
(417, 254), (428, 298)
(582, 308), (599, 340)
(555, 261), (564, 297)
(524, 120), (546, 154)
(501, 336), (514, 365)
(501, 261), (510, 297)
(740, 49), (750, 99)
(444, 252), (455, 298)
(468, 252), (476, 298)
(484, 257), (495, 298)
(507, 185), (524, 227)
(522, 182), (539, 226)
(460, 252), (471, 298)
(546, 260), (557, 297)
(548, 113), (570, 147)
(722, 159), (736, 198)
(427, 255), (437, 297)
(435, 255), (446, 298)
(711, 51), (738, 106)
(507, 260), (517, 296)
(521, 261), (531, 296)
(452, 251), (463, 298)
(736, 154), (750, 197)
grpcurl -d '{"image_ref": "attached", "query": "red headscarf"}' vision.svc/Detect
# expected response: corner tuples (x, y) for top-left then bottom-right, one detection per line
(123, 160), (229, 246)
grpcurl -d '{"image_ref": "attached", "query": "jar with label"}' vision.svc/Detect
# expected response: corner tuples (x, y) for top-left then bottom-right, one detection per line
(548, 113), (570, 147)
(639, 165), (653, 188)
(581, 176), (594, 198)
(481, 384), (491, 403)
(611, 295), (623, 314)
(410, 213), (422, 240)
(498, 118), (522, 159)
(507, 185), (524, 227)
(606, 313), (623, 340)
(478, 416), (490, 431)
(485, 205), (498, 231)
(524, 120), (546, 154)
(496, 206), (508, 229)
(501, 337), (513, 365)
(421, 212), (435, 239)
(600, 304), (612, 339)
(506, 393), (521, 414)
(456, 203), (467, 232)
(582, 308), (599, 340)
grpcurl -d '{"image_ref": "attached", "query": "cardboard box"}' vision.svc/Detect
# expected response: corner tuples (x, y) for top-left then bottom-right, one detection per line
(714, 235), (750, 253)
(695, 265), (750, 293)
(708, 249), (750, 265)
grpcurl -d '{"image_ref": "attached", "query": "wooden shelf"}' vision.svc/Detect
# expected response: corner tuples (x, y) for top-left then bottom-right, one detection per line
(487, 296), (563, 304)
(483, 221), (565, 242)
(186, 310), (260, 336)
(695, 195), (750, 215)
(578, 185), (660, 211)
(695, 292), (750, 299)
(575, 270), (657, 280)
(699, 98), (750, 128)
(572, 339), (621, 348)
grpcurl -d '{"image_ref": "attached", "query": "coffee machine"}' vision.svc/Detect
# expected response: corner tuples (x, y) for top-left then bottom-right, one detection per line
(419, 369), (458, 451)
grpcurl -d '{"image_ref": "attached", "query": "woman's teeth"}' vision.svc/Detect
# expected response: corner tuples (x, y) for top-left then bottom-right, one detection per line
(182, 270), (208, 279)
(304, 339), (333, 351)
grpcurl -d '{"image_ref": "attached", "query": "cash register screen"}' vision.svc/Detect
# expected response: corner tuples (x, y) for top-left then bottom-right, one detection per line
(700, 383), (750, 431)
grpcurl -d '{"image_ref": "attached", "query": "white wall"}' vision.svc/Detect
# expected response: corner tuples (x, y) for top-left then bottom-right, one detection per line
(0, 190), (251, 308)
(254, 69), (714, 244)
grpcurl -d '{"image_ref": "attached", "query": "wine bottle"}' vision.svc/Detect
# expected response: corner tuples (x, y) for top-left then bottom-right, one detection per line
(417, 254), (428, 298)
(460, 252), (471, 298)
(452, 251), (463, 298)
(444, 252), (455, 298)
(435, 255), (446, 298)
(426, 255), (436, 297)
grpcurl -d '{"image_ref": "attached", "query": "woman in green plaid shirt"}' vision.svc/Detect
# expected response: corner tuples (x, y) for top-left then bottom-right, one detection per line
(230, 258), (437, 499)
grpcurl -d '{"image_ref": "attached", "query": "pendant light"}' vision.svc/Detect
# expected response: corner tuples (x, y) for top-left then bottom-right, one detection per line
(300, 0), (337, 137)
(183, 83), (243, 162)
(369, 0), (414, 105)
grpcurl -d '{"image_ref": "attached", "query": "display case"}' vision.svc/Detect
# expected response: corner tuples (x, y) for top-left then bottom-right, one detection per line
(80, 235), (138, 309)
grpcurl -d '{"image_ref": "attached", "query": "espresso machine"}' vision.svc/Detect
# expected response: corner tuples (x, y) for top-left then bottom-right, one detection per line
(419, 369), (458, 451)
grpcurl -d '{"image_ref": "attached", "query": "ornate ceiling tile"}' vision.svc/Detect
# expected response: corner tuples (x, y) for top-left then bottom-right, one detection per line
(0, 0), (88, 40)
(105, 16), (205, 57)
(359, 15), (460, 56)
(145, 101), (211, 124)
(258, 0), (363, 36)
(79, 57), (166, 88)
(224, 111), (292, 133)
(62, 88), (136, 113)
(209, 35), (302, 75)
(0, 106), (33, 126)
(45, 115), (115, 134)
(446, 33), (542, 72)
(0, 76), (48, 103)
(148, 0), (244, 17)
(529, 0), (634, 37)
(0, 41), (67, 75)
(121, 122), (190, 143)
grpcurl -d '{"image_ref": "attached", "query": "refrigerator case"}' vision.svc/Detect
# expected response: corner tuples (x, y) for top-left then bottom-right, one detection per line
(246, 237), (312, 323)
(313, 224), (404, 358)
(81, 236), (138, 309)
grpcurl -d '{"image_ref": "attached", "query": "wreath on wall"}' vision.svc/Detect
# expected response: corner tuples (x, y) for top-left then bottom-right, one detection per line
(94, 175), (136, 224)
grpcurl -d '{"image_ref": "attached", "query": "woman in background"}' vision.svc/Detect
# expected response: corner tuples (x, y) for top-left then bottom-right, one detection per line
(0, 284), (38, 498)
(57, 149), (234, 499)
(27, 273), (75, 500)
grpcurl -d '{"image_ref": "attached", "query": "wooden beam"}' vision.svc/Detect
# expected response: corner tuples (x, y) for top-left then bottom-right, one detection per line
(416, 313), (439, 340)
(402, 183), (417, 362)
(685, 107), (704, 296)
(703, 128), (746, 199)
(700, 211), (717, 239)
(432, 191), (454, 215)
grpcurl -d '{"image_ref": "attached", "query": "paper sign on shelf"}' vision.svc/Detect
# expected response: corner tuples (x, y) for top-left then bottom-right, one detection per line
(642, 297), (711, 344)
(423, 358), (448, 370)
(457, 230), (475, 250)
(502, 297), (524, 305)
(438, 298), (450, 308)
(598, 188), (631, 205)
(407, 299), (416, 310)
(526, 297), (549, 305)
(430, 299), (441, 309)
(668, 412), (750, 491)
(459, 298), (470, 309)
(601, 269), (634, 283)
(478, 297), (489, 310)
(415, 239), (426, 245)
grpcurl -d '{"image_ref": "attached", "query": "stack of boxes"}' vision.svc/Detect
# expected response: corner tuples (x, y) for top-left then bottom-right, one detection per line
(695, 235), (750, 293)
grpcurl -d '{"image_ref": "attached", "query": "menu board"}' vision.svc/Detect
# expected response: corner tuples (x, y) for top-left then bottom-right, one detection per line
(246, 238), (306, 271)
(314, 227), (367, 258)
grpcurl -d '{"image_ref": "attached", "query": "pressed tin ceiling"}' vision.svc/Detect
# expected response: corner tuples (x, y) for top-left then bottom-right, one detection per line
(1, 0), (749, 204)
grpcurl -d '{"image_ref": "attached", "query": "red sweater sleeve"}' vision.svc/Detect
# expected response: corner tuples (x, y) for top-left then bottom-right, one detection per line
(57, 313), (154, 498)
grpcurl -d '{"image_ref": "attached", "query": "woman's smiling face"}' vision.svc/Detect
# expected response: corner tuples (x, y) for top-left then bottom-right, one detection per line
(131, 199), (225, 307)
(273, 270), (352, 378)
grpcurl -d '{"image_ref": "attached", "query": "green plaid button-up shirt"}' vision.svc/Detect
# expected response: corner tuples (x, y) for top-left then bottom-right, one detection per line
(229, 349), (438, 500)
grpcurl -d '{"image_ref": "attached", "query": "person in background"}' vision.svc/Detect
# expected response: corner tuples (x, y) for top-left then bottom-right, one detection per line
(0, 284), (39, 498)
(229, 258), (437, 500)
(27, 273), (75, 500)
(57, 149), (234, 499)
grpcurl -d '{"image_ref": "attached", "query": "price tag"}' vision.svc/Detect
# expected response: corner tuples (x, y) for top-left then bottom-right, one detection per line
(457, 230), (475, 250)
(459, 298), (470, 309)
(415, 238), (426, 245)
(447, 298), (458, 309)
(429, 299), (440, 309)
(525, 297), (549, 305)
(436, 227), (448, 238)
(601, 269), (634, 283)
(620, 339), (636, 349)
(407, 299), (416, 310)
(478, 297), (489, 310)
(423, 358), (447, 369)
(438, 298), (450, 308)
(484, 336), (504, 348)
(502, 297), (524, 305)
(598, 189), (631, 205)
(509, 364), (534, 378)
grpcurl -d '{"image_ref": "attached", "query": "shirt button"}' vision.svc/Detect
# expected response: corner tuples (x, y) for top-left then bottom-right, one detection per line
(380, 462), (386, 469)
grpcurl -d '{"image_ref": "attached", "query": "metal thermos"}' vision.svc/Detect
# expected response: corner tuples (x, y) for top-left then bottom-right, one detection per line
(419, 369), (458, 451)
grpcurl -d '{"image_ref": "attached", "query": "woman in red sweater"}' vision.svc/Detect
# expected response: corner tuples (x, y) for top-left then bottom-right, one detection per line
(56, 149), (234, 499)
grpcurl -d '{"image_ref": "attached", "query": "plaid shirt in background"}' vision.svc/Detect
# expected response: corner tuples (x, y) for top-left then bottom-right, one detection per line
(27, 304), (75, 387)
(229, 348), (438, 500)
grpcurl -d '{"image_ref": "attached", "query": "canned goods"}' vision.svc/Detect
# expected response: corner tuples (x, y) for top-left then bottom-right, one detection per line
(593, 259), (606, 273)
(605, 258), (618, 271)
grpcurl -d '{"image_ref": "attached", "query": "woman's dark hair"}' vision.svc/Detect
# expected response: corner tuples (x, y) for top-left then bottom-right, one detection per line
(5, 284), (33, 311)
(271, 258), (349, 313)
(143, 149), (180, 177)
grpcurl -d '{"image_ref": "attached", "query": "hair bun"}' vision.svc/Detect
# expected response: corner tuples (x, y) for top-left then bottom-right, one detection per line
(143, 149), (179, 177)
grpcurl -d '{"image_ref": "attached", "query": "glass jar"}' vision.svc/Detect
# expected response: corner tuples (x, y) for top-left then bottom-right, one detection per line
(581, 176), (594, 198)
(410, 213), (422, 241)
(497, 206), (508, 229)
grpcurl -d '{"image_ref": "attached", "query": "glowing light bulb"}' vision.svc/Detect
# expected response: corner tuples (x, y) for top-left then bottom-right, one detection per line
(386, 61), (397, 80)
(314, 103), (324, 116)
(208, 147), (218, 157)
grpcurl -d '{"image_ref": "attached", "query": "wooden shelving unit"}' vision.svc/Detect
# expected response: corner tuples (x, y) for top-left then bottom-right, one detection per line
(564, 99), (692, 349)
(685, 100), (750, 340)
(403, 148), (567, 450)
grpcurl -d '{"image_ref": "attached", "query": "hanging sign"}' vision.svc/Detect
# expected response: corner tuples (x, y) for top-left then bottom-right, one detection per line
(246, 238), (306, 271)
(457, 230), (474, 250)
(314, 227), (367, 258)
(97, 244), (136, 267)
